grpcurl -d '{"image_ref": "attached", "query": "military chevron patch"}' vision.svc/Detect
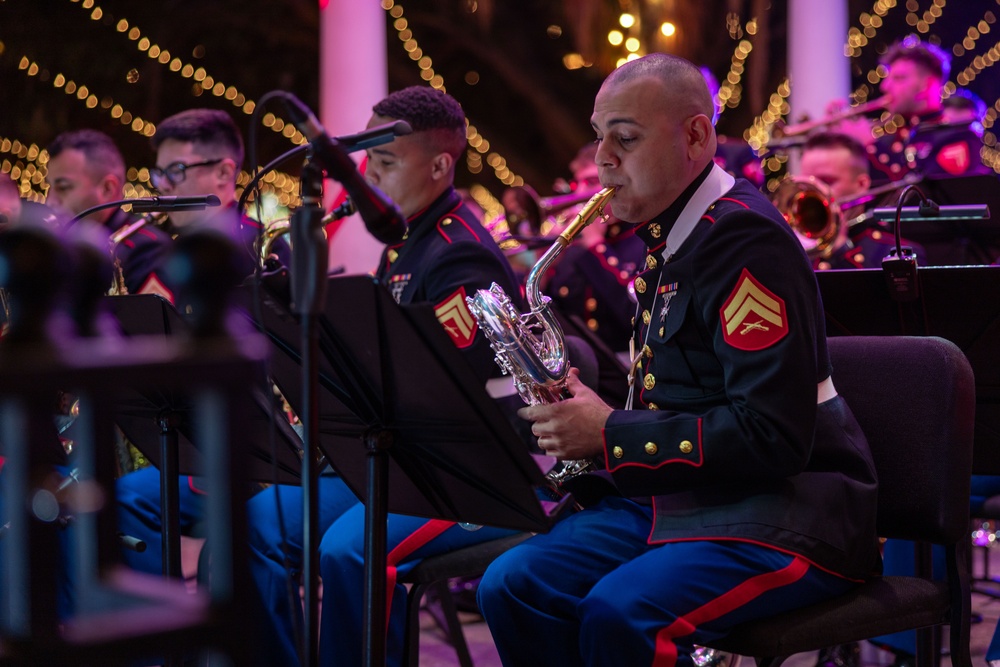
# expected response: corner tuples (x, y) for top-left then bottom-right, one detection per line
(719, 268), (788, 351)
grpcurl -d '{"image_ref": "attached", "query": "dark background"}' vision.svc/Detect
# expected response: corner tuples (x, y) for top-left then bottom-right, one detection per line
(1, 0), (998, 200)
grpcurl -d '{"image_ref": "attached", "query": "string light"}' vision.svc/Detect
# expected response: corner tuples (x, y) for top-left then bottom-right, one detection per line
(383, 0), (523, 187)
(717, 28), (755, 114)
(18, 55), (157, 137)
(65, 0), (307, 147)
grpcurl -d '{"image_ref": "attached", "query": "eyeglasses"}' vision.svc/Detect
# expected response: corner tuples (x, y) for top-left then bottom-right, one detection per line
(149, 159), (223, 189)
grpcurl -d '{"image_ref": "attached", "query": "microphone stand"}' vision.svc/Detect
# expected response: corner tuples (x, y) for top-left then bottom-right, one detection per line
(289, 157), (328, 667)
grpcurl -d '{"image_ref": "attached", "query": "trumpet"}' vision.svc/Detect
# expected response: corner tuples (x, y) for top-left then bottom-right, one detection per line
(776, 95), (889, 138)
(256, 197), (355, 268)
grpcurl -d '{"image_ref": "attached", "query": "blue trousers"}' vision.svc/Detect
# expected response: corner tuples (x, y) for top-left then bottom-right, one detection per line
(246, 474), (516, 667)
(477, 496), (859, 667)
(116, 467), (206, 575)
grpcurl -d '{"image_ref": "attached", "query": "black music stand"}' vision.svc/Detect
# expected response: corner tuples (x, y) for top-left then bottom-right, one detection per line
(897, 174), (1000, 265)
(817, 265), (1000, 474)
(103, 295), (301, 580)
(246, 275), (565, 667)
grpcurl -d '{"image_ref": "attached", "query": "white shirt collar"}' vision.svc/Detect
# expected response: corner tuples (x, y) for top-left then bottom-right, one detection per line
(662, 163), (736, 260)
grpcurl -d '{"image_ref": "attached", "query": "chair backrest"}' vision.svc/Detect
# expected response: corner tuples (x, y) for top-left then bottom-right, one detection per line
(828, 336), (975, 546)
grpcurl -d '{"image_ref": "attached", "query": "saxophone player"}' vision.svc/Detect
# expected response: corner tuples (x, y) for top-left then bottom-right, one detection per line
(477, 53), (881, 667)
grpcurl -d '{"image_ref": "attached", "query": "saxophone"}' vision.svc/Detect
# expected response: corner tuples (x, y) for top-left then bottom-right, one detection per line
(467, 186), (615, 484)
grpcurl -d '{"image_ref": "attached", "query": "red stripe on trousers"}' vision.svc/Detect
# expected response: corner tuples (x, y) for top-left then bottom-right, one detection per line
(384, 519), (456, 634)
(651, 556), (810, 667)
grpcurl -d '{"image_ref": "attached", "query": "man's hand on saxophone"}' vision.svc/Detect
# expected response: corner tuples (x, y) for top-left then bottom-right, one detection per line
(519, 367), (612, 461)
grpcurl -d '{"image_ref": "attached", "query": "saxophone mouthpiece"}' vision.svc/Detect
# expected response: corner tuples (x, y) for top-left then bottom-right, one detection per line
(557, 187), (615, 245)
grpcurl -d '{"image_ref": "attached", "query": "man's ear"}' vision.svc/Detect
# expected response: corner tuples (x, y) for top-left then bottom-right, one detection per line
(687, 114), (714, 160)
(99, 173), (122, 201)
(430, 152), (454, 181)
(217, 158), (237, 185)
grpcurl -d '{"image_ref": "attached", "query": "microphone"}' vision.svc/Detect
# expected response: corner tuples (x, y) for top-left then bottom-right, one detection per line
(129, 194), (222, 213)
(69, 195), (221, 225)
(337, 120), (412, 153)
(280, 93), (407, 244)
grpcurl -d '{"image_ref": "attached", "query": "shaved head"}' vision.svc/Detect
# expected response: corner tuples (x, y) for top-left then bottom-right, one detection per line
(603, 53), (716, 122)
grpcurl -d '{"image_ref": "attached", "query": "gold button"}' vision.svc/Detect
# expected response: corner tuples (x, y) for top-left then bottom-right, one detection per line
(607, 256), (619, 267)
(872, 231), (883, 240)
(644, 442), (658, 455)
(585, 297), (598, 312)
(613, 446), (624, 459)
(643, 373), (656, 390)
(635, 277), (647, 294)
(642, 310), (651, 324)
(659, 326), (665, 336)
(587, 318), (599, 331)
(647, 402), (659, 410)
(595, 244), (607, 253)
(642, 344), (652, 358)
(646, 255), (658, 270)
(441, 217), (452, 226)
(558, 286), (570, 297)
(388, 249), (398, 262)
(679, 440), (693, 454)
(402, 231), (409, 240)
(649, 223), (662, 239)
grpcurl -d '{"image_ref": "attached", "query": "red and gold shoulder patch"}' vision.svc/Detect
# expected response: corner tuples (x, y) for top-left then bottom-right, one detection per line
(435, 287), (478, 349)
(935, 141), (971, 175)
(719, 268), (788, 351)
(136, 273), (175, 305)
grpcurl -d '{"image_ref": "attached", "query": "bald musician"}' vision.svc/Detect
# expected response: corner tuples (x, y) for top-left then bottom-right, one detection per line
(477, 53), (880, 666)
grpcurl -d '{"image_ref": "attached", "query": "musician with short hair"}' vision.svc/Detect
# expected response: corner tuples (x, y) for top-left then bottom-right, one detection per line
(476, 53), (881, 666)
(868, 37), (991, 185)
(798, 131), (925, 270)
(245, 85), (524, 666)
(115, 108), (290, 578)
(45, 128), (172, 294)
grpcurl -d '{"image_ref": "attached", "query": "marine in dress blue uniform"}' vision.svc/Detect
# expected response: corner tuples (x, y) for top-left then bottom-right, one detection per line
(477, 54), (881, 667)
(246, 86), (525, 667)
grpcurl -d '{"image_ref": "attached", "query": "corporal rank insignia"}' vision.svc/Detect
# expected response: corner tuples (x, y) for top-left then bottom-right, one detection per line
(435, 287), (478, 349)
(658, 282), (678, 322)
(719, 268), (788, 351)
(935, 141), (971, 175)
(137, 273), (175, 305)
(388, 273), (411, 303)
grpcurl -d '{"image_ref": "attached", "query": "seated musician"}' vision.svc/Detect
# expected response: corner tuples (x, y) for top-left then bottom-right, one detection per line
(45, 129), (172, 295)
(115, 108), (290, 577)
(868, 37), (991, 186)
(798, 132), (925, 270)
(244, 85), (526, 666)
(476, 52), (881, 667)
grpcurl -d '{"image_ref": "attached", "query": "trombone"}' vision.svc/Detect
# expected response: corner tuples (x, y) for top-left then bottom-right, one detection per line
(775, 96), (890, 138)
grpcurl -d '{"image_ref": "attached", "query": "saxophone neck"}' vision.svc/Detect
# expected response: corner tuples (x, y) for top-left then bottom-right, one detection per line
(525, 187), (615, 311)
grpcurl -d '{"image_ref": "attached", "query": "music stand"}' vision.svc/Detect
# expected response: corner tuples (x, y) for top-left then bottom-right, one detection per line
(896, 174), (1000, 265)
(246, 275), (565, 666)
(817, 265), (1000, 474)
(104, 294), (302, 580)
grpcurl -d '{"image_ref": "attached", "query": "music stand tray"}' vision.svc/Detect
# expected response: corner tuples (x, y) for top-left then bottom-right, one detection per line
(107, 294), (302, 484)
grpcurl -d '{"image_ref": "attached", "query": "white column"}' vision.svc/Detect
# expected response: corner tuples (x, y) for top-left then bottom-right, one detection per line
(788, 0), (850, 127)
(320, 0), (388, 275)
